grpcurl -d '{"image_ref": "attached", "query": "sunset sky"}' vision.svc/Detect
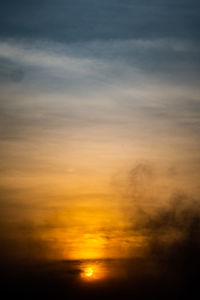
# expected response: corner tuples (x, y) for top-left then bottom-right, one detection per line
(0, 0), (200, 274)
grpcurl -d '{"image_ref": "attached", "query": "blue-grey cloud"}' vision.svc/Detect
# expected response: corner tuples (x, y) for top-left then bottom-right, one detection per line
(0, 0), (200, 42)
(0, 38), (200, 144)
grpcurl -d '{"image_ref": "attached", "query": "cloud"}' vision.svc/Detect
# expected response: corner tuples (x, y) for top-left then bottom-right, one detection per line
(0, 38), (200, 188)
(0, 0), (200, 42)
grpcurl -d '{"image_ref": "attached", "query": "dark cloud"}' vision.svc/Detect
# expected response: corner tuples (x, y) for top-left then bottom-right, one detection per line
(0, 0), (200, 42)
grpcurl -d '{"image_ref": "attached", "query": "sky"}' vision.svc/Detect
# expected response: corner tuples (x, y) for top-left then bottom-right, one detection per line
(0, 0), (200, 270)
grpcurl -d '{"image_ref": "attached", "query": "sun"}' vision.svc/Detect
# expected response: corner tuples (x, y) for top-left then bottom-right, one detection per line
(80, 261), (108, 281)
(81, 265), (97, 281)
(85, 267), (94, 277)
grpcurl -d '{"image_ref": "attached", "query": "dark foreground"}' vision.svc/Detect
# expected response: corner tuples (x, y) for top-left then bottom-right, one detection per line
(1, 255), (199, 300)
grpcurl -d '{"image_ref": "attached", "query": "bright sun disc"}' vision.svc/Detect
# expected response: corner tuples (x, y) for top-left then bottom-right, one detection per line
(85, 267), (94, 277)
(80, 261), (110, 281)
(80, 263), (102, 281)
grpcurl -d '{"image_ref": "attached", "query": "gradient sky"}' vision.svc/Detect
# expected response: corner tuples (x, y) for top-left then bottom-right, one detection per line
(0, 0), (200, 262)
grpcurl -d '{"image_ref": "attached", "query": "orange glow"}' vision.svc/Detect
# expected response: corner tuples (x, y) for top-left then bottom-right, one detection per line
(68, 233), (105, 260)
